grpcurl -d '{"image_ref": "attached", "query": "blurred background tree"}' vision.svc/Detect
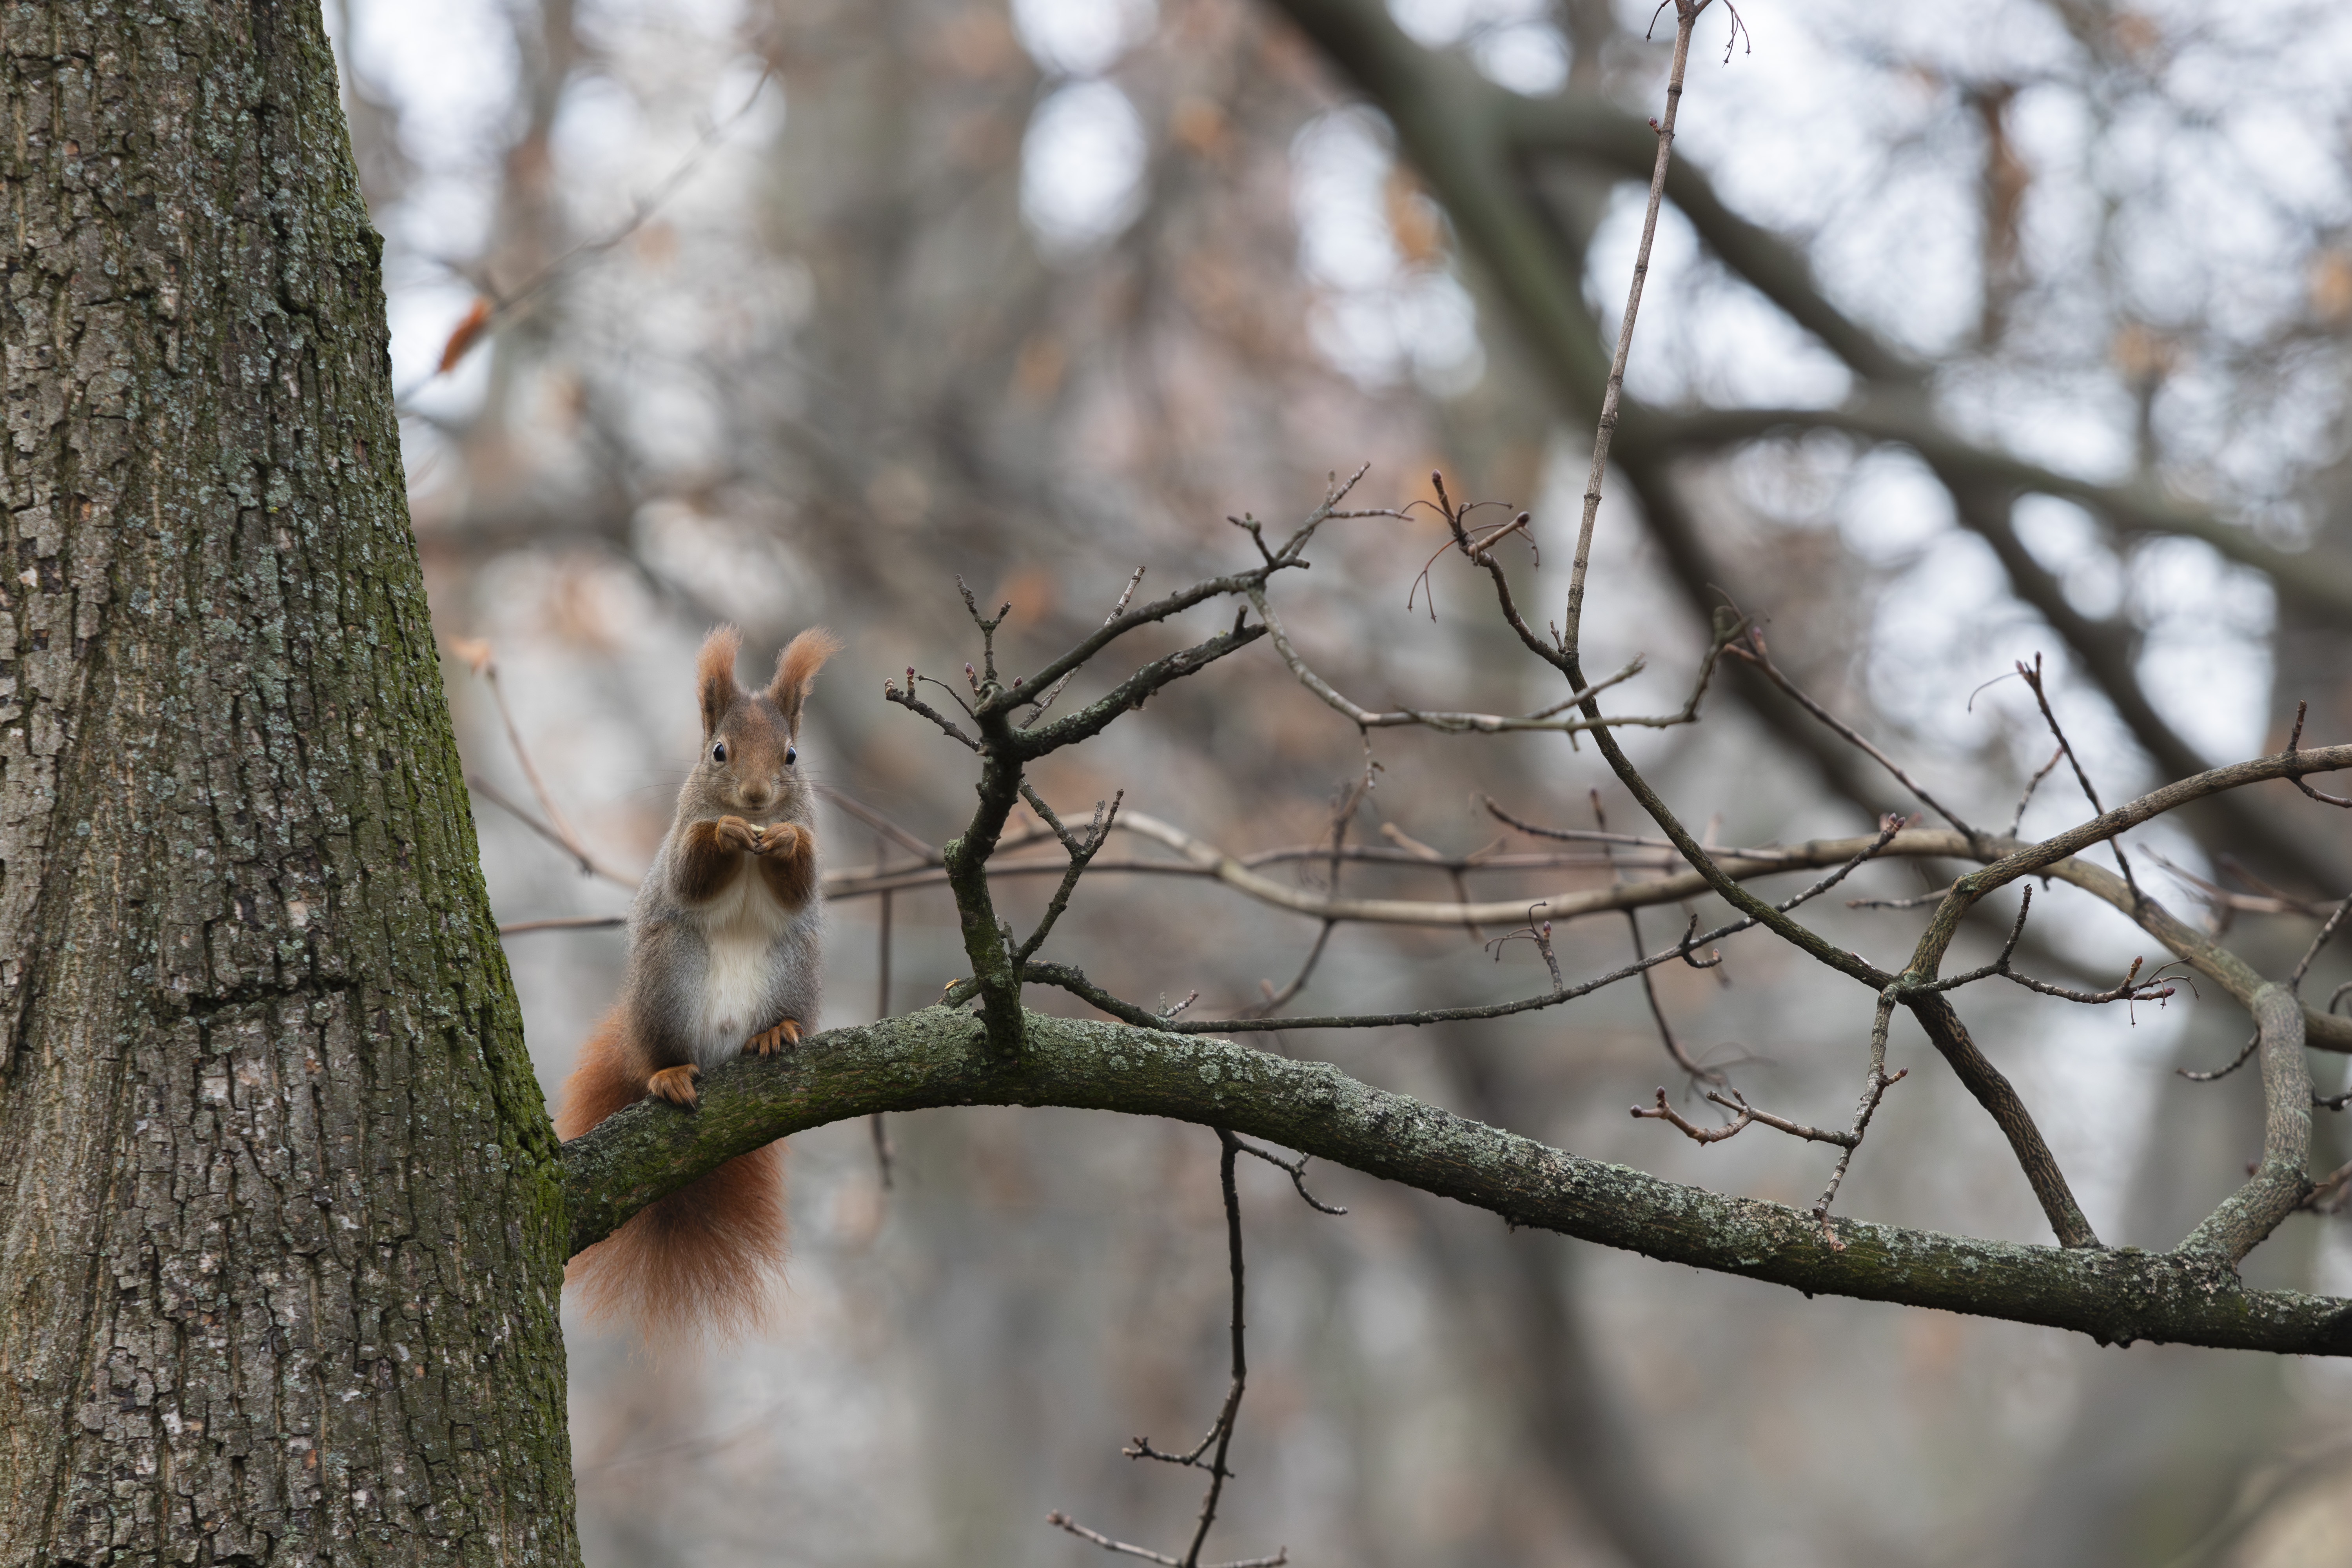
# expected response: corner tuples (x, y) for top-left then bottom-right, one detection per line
(332, 0), (2352, 1562)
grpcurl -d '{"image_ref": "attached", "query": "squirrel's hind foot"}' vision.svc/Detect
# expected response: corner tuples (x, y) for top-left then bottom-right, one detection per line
(647, 1064), (702, 1107)
(746, 1019), (802, 1056)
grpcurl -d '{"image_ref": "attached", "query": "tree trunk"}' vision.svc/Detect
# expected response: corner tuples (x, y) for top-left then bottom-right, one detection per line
(0, 5), (578, 1564)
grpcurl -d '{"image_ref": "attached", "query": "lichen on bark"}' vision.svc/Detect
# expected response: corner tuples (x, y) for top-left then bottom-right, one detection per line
(0, 5), (575, 1563)
(564, 1006), (2352, 1359)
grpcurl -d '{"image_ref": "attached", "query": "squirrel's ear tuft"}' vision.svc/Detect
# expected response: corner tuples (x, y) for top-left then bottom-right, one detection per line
(769, 627), (843, 728)
(696, 624), (744, 735)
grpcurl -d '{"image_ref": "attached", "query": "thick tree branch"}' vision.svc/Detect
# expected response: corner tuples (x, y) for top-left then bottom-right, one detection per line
(2179, 984), (2313, 1264)
(559, 1007), (2352, 1355)
(1904, 988), (2096, 1247)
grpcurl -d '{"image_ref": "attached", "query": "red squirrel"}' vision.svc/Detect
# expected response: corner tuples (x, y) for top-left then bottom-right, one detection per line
(556, 623), (840, 1347)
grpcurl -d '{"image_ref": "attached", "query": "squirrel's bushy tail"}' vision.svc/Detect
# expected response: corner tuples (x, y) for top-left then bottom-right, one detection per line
(555, 1014), (788, 1353)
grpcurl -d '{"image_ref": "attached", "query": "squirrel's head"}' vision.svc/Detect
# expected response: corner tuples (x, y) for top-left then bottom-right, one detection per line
(690, 623), (842, 817)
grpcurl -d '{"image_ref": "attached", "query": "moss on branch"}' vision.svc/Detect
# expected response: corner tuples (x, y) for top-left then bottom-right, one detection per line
(560, 1007), (2352, 1357)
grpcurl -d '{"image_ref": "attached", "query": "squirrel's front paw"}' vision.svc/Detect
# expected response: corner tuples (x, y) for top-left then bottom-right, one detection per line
(715, 815), (761, 853)
(750, 822), (800, 857)
(647, 1064), (702, 1108)
(745, 1019), (802, 1056)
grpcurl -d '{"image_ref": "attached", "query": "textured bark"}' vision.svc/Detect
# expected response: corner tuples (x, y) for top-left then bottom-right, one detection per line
(0, 5), (576, 1565)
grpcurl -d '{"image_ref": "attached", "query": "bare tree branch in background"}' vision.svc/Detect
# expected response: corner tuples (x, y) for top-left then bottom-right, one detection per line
(1263, 0), (2352, 888)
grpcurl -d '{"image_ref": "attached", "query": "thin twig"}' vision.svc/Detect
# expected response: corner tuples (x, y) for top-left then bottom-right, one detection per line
(2146, 848), (2337, 921)
(1811, 994), (1909, 1246)
(1848, 884), (1958, 911)
(1053, 1134), (1289, 1568)
(1925, 887), (2182, 1008)
(1594, 790), (1722, 1085)
(1023, 818), (1909, 1034)
(1484, 909), (1564, 994)
(2288, 701), (2352, 808)
(819, 785), (940, 862)
(1022, 568), (1145, 729)
(1044, 1514), (1285, 1568)
(2289, 893), (2352, 996)
(2181, 1032), (2260, 1083)
(464, 773), (637, 887)
(1180, 1132), (1252, 1568)
(2009, 745), (2065, 836)
(2000, 957), (2182, 1008)
(883, 668), (981, 749)
(2016, 653), (2141, 903)
(1726, 628), (1977, 837)
(497, 915), (626, 936)
(1561, 0), (1711, 662)
(1248, 586), (1655, 733)
(1231, 1139), (1348, 1215)
(448, 638), (638, 886)
(1012, 789), (1124, 969)
(1924, 887), (2035, 989)
(1466, 509), (1533, 562)
(1047, 1515), (1185, 1567)
(1631, 1085), (1854, 1147)
(1250, 921), (1336, 1017)
(1247, 759), (1376, 1020)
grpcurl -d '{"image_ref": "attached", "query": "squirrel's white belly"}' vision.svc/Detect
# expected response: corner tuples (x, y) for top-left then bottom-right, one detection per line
(691, 870), (793, 1067)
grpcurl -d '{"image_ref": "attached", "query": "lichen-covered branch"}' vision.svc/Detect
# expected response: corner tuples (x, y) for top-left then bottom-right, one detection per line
(559, 1007), (2352, 1356)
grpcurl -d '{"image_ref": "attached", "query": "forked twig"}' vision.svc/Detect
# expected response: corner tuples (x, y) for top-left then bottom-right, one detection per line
(1811, 994), (1909, 1246)
(1049, 1132), (1293, 1568)
(2288, 701), (2352, 809)
(1485, 909), (1565, 995)
(1232, 1138), (1348, 1216)
(2016, 653), (2142, 903)
(1022, 568), (1147, 730)
(1632, 1085), (1855, 1147)
(1929, 887), (2183, 1008)
(1011, 787), (1124, 968)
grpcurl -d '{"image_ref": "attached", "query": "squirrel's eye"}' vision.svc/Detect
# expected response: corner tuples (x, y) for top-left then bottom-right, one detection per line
(711, 741), (728, 764)
(785, 744), (797, 766)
